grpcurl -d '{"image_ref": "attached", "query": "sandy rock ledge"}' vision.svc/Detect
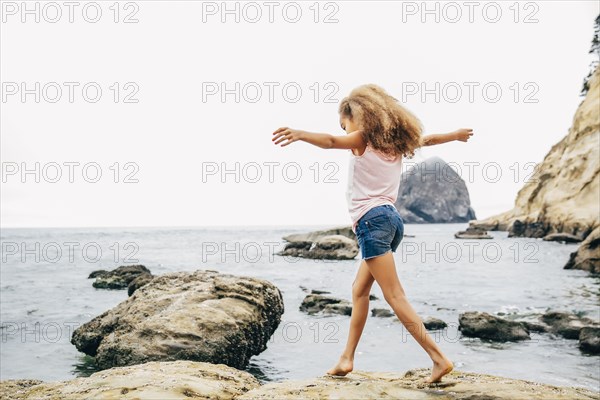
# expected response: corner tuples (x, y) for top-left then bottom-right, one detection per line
(0, 361), (260, 400)
(3, 364), (598, 400)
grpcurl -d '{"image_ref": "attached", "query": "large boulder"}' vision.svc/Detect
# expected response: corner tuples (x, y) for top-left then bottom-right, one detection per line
(390, 316), (449, 330)
(71, 270), (284, 370)
(564, 226), (600, 273)
(470, 67), (600, 239)
(0, 361), (260, 400)
(394, 156), (476, 223)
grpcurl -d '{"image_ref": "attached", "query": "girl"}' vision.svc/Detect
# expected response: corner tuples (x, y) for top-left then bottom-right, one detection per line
(271, 84), (473, 384)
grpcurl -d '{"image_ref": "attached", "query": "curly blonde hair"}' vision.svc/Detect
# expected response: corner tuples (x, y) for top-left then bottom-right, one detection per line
(338, 84), (423, 159)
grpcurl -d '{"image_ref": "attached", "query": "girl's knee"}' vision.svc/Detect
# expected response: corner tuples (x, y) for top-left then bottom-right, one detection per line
(383, 288), (406, 303)
(352, 282), (372, 298)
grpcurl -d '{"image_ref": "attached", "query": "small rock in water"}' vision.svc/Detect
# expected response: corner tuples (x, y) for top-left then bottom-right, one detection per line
(542, 232), (583, 243)
(279, 227), (359, 260)
(518, 320), (549, 333)
(540, 311), (599, 340)
(323, 302), (353, 316)
(454, 226), (492, 239)
(371, 308), (394, 318)
(458, 311), (530, 342)
(279, 235), (358, 260)
(578, 327), (600, 355)
(423, 317), (448, 330)
(89, 264), (152, 290)
(564, 226), (600, 274)
(300, 294), (352, 316)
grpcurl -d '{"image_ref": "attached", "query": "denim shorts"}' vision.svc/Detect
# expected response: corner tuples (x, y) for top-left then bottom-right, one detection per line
(355, 204), (405, 260)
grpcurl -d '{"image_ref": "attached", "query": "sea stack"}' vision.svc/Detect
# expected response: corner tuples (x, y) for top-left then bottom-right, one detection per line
(394, 156), (477, 223)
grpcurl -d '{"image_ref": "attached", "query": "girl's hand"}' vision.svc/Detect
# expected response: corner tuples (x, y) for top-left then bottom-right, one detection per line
(272, 127), (304, 147)
(453, 128), (474, 142)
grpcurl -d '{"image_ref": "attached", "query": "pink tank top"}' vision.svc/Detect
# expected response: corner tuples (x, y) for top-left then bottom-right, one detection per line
(346, 144), (403, 234)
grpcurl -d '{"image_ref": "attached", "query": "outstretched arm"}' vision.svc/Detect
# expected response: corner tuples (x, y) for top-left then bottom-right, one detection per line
(421, 128), (473, 146)
(272, 127), (366, 150)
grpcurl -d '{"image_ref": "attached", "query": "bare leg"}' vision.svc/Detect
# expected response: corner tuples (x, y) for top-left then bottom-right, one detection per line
(364, 251), (453, 383)
(325, 259), (375, 376)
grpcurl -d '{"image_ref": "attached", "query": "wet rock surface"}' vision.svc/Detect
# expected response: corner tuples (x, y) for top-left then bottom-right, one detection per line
(458, 311), (530, 342)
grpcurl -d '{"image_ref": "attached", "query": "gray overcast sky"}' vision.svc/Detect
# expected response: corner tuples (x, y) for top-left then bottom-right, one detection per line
(1, 1), (599, 228)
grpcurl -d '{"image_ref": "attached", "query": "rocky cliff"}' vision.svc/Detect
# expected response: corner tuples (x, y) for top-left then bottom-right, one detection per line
(470, 67), (600, 239)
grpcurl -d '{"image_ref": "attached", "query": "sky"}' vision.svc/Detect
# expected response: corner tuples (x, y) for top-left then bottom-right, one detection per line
(1, 0), (599, 228)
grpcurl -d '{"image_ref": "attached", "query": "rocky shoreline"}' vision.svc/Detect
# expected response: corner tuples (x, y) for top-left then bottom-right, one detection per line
(2, 264), (597, 399)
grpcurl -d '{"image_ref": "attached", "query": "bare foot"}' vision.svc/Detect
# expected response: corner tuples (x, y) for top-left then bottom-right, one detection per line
(325, 355), (353, 376)
(426, 358), (453, 383)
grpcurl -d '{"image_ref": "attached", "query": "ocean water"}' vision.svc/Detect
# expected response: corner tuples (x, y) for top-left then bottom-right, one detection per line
(1, 225), (598, 391)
